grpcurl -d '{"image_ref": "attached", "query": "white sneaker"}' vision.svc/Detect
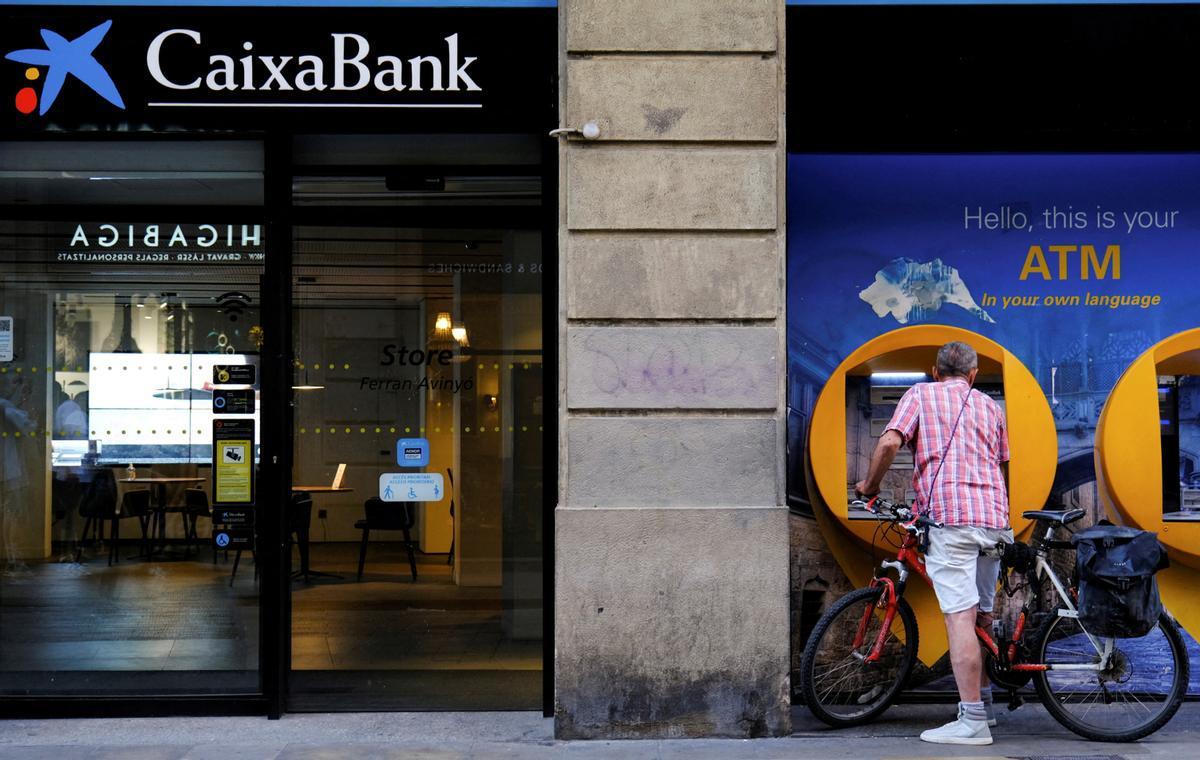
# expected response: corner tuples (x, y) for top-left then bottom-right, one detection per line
(919, 708), (993, 745)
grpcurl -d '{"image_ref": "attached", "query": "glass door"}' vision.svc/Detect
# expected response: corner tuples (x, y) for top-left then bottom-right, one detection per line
(285, 135), (545, 710)
(0, 139), (266, 696)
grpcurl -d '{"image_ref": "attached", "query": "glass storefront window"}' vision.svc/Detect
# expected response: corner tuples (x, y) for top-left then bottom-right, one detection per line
(0, 141), (263, 695)
(0, 0), (554, 713)
(0, 132), (548, 709)
(286, 134), (544, 710)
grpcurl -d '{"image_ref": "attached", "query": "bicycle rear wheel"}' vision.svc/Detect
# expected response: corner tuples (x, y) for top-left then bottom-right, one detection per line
(1032, 610), (1188, 742)
(800, 585), (918, 727)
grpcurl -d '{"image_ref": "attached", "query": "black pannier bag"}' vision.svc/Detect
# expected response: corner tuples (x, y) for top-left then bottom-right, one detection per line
(1071, 524), (1170, 638)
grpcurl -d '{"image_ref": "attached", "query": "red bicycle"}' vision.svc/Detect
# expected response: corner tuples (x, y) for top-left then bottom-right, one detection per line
(799, 497), (1188, 742)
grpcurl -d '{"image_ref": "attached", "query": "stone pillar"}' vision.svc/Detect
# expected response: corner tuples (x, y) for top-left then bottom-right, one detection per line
(555, 0), (789, 739)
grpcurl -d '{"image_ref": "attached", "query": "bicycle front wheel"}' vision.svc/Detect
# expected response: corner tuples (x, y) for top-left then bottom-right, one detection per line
(1032, 610), (1188, 742)
(799, 585), (918, 727)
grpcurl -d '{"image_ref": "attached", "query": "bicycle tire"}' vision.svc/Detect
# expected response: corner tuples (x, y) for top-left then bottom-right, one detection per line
(1032, 610), (1188, 742)
(800, 585), (919, 727)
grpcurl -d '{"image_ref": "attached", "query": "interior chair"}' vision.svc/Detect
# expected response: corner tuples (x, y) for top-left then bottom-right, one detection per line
(183, 488), (213, 560)
(149, 480), (191, 553)
(232, 491), (312, 585)
(75, 468), (117, 562)
(355, 497), (417, 582)
(228, 543), (258, 587)
(228, 498), (268, 586)
(52, 475), (82, 526)
(111, 488), (152, 565)
(288, 490), (317, 581)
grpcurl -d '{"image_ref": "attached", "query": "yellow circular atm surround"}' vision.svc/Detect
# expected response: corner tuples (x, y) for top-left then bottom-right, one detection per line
(1095, 327), (1200, 637)
(806, 325), (1057, 664)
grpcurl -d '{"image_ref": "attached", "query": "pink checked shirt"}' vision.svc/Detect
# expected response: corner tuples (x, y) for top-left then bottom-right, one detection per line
(885, 377), (1010, 529)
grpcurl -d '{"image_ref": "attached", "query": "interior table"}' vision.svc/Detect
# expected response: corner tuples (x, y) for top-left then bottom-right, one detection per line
(119, 477), (205, 558)
(290, 486), (354, 582)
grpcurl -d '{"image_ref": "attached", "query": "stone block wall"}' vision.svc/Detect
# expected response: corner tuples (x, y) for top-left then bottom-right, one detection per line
(788, 513), (855, 693)
(555, 0), (790, 740)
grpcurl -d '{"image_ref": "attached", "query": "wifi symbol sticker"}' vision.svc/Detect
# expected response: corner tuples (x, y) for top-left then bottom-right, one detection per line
(215, 291), (252, 323)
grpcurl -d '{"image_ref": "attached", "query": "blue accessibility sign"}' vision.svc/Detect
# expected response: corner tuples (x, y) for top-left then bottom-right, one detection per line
(379, 472), (444, 502)
(211, 528), (253, 550)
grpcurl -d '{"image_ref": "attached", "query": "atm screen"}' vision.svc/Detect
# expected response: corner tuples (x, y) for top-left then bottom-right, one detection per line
(845, 373), (1005, 518)
(846, 373), (925, 517)
(1175, 377), (1200, 513)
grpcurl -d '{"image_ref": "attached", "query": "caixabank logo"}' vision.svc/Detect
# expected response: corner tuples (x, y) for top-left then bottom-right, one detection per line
(4, 19), (124, 116)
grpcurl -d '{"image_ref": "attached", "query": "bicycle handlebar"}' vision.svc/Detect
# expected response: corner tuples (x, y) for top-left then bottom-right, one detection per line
(851, 495), (944, 531)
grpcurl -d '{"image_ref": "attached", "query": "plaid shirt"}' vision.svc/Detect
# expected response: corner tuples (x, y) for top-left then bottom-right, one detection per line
(885, 377), (1010, 529)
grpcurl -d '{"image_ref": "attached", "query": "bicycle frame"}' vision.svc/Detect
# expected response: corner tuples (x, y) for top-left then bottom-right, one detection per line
(853, 530), (928, 663)
(859, 522), (1111, 674)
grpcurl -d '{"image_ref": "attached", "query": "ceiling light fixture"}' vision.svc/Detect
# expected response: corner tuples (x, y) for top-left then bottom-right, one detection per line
(428, 311), (458, 353)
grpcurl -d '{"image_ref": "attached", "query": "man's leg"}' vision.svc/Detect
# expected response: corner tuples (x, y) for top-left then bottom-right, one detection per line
(976, 609), (996, 724)
(921, 527), (992, 745)
(945, 605), (982, 703)
(973, 527), (1008, 724)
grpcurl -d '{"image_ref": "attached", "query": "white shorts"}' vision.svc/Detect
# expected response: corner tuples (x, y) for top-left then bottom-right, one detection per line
(925, 526), (1014, 614)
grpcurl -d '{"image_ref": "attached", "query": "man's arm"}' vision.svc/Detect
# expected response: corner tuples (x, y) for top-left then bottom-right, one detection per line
(854, 429), (904, 496)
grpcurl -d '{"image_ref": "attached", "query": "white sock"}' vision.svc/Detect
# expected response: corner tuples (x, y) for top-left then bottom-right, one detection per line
(960, 701), (987, 722)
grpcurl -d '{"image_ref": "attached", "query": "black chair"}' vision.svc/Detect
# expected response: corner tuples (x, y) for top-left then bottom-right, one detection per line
(228, 498), (266, 586)
(355, 497), (417, 582)
(75, 469), (117, 562)
(183, 488), (213, 560)
(228, 543), (257, 586)
(112, 488), (152, 565)
(52, 475), (82, 526)
(287, 491), (340, 582)
(289, 491), (314, 579)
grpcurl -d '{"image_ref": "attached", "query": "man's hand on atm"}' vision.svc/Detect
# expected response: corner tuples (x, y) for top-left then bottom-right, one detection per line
(853, 480), (879, 499)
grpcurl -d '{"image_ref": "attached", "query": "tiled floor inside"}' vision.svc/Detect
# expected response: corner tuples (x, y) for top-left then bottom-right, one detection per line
(0, 541), (542, 707)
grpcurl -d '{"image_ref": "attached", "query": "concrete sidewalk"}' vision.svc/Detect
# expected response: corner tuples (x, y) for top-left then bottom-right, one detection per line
(2, 703), (1198, 758)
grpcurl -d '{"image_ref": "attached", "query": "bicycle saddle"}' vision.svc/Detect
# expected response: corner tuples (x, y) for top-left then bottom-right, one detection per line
(1021, 509), (1085, 525)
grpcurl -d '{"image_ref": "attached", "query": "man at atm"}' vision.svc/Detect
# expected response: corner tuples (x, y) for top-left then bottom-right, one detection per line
(854, 341), (1013, 746)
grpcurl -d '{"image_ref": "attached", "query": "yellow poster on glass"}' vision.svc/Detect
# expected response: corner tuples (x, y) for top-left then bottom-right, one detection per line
(215, 440), (252, 503)
(213, 418), (255, 505)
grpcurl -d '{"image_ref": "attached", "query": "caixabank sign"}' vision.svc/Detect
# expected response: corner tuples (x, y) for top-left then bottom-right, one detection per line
(0, 6), (553, 131)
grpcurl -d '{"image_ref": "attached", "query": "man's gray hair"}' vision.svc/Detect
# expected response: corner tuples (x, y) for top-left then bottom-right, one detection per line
(937, 341), (978, 378)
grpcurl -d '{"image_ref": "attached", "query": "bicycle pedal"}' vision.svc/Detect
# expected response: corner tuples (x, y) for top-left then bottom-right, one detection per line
(1006, 693), (1024, 711)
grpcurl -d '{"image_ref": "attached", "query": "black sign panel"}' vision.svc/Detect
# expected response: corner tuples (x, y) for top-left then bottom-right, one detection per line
(212, 527), (254, 550)
(213, 388), (255, 414)
(1, 7), (554, 133)
(213, 507), (255, 527)
(787, 5), (1200, 152)
(213, 364), (255, 385)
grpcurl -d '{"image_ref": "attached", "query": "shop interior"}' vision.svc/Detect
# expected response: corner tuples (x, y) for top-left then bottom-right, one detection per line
(0, 135), (545, 709)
